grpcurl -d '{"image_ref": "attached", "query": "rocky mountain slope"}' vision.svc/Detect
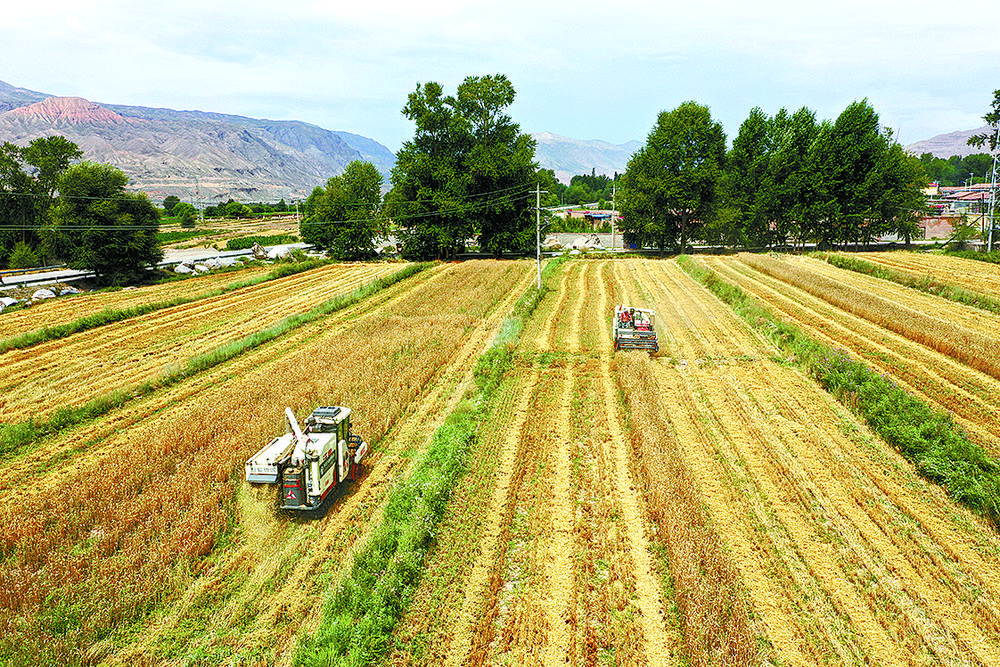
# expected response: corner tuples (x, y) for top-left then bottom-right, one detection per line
(904, 125), (994, 159)
(531, 132), (640, 183)
(0, 80), (396, 204)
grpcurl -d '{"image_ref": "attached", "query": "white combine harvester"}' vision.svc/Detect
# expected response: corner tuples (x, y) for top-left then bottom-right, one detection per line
(245, 406), (368, 510)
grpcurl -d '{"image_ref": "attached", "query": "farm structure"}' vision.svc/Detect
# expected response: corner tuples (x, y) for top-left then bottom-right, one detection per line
(2, 256), (1000, 666)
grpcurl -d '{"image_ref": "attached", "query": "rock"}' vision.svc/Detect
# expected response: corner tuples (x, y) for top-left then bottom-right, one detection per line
(569, 249), (582, 255)
(193, 264), (210, 273)
(570, 236), (590, 250)
(59, 286), (81, 296)
(174, 264), (194, 274)
(32, 288), (57, 300)
(267, 246), (291, 260)
(0, 296), (18, 312)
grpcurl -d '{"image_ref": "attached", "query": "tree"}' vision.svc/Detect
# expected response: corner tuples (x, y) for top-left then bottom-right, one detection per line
(968, 89), (1000, 152)
(0, 142), (38, 264)
(720, 106), (775, 248)
(173, 202), (198, 228)
(163, 195), (180, 213)
(226, 201), (252, 218)
(810, 99), (885, 247)
(21, 135), (83, 198)
(301, 161), (385, 260)
(618, 101), (726, 254)
(768, 107), (822, 249)
(385, 74), (537, 259)
(42, 162), (162, 286)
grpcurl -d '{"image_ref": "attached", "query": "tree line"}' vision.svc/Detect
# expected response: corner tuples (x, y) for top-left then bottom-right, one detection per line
(3, 79), (997, 281)
(618, 99), (931, 254)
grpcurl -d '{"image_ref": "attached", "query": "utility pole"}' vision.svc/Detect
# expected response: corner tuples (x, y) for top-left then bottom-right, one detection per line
(989, 124), (1000, 252)
(611, 183), (616, 251)
(536, 183), (543, 289)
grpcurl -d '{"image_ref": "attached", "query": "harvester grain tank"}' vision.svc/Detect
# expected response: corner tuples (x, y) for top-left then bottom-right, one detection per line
(612, 305), (658, 353)
(245, 406), (368, 510)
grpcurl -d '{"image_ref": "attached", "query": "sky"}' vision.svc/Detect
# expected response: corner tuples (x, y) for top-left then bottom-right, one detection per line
(4, 0), (998, 153)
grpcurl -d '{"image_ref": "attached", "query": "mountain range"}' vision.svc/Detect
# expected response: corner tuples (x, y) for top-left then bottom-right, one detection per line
(0, 80), (396, 204)
(2, 79), (988, 203)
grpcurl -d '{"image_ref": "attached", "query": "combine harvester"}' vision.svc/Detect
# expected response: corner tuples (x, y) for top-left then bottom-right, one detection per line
(612, 305), (659, 353)
(245, 406), (368, 510)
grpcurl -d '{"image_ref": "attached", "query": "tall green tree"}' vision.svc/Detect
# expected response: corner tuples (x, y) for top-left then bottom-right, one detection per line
(810, 99), (885, 247)
(22, 135), (83, 199)
(301, 160), (385, 260)
(720, 106), (775, 248)
(768, 107), (822, 249)
(42, 162), (162, 285)
(385, 74), (537, 259)
(0, 143), (36, 264)
(968, 89), (1000, 153)
(618, 101), (726, 254)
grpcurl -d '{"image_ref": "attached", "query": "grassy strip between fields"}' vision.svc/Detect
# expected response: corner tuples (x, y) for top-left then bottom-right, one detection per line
(946, 249), (1000, 265)
(294, 259), (561, 667)
(0, 263), (429, 460)
(813, 251), (1000, 315)
(0, 258), (341, 354)
(678, 255), (1000, 530)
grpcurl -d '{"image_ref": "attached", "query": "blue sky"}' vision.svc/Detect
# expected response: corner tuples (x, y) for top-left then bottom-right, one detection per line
(4, 0), (997, 152)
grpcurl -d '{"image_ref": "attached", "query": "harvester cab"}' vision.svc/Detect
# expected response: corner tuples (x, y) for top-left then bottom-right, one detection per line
(245, 406), (368, 511)
(613, 305), (659, 353)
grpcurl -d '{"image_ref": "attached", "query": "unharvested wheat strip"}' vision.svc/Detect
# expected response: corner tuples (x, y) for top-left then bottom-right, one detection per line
(741, 254), (1000, 380)
(706, 256), (1000, 453)
(729, 361), (999, 664)
(799, 255), (1000, 338)
(860, 252), (1000, 298)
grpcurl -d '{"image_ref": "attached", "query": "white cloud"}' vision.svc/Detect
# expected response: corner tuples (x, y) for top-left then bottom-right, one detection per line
(3, 0), (998, 149)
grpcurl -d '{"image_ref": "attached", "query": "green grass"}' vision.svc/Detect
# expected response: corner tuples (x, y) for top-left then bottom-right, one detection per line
(156, 229), (220, 244)
(294, 257), (562, 667)
(678, 255), (1000, 530)
(814, 251), (1000, 315)
(0, 263), (429, 460)
(225, 234), (297, 250)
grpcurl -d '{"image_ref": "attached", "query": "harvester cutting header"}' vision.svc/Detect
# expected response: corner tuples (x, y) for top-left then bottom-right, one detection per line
(245, 406), (367, 510)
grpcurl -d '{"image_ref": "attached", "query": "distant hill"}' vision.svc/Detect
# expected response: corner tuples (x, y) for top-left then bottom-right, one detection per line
(532, 132), (640, 184)
(0, 80), (396, 204)
(904, 125), (994, 159)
